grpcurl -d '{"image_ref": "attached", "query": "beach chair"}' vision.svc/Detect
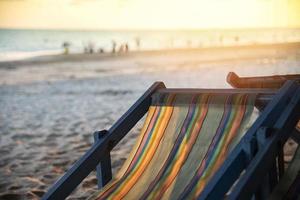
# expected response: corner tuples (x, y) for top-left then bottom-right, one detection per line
(227, 72), (300, 89)
(42, 78), (300, 200)
(227, 72), (300, 199)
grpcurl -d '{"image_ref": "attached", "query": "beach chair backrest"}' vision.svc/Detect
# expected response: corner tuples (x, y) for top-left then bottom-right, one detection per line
(95, 92), (256, 199)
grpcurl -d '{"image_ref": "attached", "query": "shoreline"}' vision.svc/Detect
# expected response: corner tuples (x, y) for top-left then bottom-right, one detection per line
(0, 41), (300, 86)
(1, 41), (300, 69)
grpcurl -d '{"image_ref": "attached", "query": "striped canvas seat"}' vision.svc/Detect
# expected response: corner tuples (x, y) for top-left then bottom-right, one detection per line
(91, 92), (256, 200)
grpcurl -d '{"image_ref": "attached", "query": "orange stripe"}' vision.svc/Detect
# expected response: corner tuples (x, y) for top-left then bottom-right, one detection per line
(152, 95), (210, 199)
(194, 95), (247, 197)
(122, 106), (158, 175)
(118, 106), (157, 178)
(97, 106), (159, 199)
(112, 95), (175, 199)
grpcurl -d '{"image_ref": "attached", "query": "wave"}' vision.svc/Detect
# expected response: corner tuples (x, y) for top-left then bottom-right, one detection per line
(0, 49), (62, 62)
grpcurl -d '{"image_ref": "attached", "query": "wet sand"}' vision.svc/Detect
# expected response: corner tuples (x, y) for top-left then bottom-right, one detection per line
(0, 43), (300, 199)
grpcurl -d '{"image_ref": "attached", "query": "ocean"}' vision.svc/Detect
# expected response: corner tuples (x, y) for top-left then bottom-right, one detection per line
(1, 28), (300, 61)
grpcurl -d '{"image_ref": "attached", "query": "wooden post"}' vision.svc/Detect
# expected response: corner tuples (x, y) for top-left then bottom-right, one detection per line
(94, 130), (112, 188)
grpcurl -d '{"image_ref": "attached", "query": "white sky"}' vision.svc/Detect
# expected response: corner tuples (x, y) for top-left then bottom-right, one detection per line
(0, 0), (299, 29)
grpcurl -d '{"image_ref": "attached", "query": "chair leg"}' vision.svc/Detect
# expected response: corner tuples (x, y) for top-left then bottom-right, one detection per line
(94, 130), (112, 189)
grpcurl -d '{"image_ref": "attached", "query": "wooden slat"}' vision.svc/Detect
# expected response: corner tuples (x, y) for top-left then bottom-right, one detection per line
(94, 130), (112, 189)
(157, 88), (276, 94)
(227, 72), (300, 89)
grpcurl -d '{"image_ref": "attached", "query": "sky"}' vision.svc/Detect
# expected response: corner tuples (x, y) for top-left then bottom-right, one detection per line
(0, 0), (300, 30)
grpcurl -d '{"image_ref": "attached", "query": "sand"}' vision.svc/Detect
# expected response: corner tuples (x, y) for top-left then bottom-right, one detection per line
(0, 42), (300, 199)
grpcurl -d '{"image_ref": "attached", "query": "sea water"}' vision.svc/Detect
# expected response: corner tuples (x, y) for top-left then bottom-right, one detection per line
(1, 28), (300, 61)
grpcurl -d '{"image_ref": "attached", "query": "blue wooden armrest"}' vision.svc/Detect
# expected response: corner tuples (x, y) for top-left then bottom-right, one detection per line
(42, 82), (166, 200)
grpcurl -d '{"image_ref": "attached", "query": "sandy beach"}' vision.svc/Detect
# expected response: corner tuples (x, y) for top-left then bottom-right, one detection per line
(0, 42), (300, 199)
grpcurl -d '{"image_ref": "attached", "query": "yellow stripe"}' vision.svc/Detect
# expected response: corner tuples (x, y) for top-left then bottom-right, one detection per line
(97, 107), (158, 199)
(194, 95), (247, 197)
(112, 96), (175, 199)
(115, 106), (157, 179)
(151, 95), (209, 199)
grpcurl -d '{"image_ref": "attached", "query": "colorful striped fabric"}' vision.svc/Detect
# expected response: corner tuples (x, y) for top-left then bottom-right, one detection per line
(91, 93), (255, 200)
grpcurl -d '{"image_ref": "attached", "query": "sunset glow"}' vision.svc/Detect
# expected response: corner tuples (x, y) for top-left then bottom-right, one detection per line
(0, 0), (300, 30)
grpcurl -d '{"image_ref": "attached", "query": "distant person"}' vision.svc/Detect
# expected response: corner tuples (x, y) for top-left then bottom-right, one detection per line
(125, 43), (129, 52)
(98, 48), (104, 53)
(135, 37), (140, 50)
(62, 41), (71, 55)
(88, 42), (95, 54)
(84, 47), (88, 54)
(111, 40), (117, 53)
(118, 44), (124, 53)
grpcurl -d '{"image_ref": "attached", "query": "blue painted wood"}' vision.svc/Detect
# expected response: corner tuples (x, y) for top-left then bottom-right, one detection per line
(41, 81), (166, 200)
(227, 87), (300, 200)
(41, 132), (115, 200)
(256, 127), (279, 194)
(93, 130), (112, 189)
(243, 137), (258, 165)
(255, 127), (274, 200)
(108, 82), (166, 147)
(256, 127), (273, 147)
(199, 81), (299, 200)
(242, 81), (298, 142)
(198, 149), (247, 199)
(277, 142), (284, 179)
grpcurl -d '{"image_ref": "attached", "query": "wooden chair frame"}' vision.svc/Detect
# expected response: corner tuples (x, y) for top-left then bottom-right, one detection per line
(42, 79), (300, 200)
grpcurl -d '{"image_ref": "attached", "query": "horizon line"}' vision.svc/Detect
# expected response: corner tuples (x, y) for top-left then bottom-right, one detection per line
(1, 26), (300, 32)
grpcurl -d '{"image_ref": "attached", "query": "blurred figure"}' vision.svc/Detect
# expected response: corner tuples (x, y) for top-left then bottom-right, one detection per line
(135, 37), (140, 50)
(98, 48), (104, 53)
(88, 42), (95, 54)
(111, 40), (117, 53)
(84, 47), (88, 53)
(83, 41), (95, 54)
(62, 41), (71, 55)
(118, 44), (124, 53)
(117, 43), (129, 53)
(124, 43), (129, 52)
